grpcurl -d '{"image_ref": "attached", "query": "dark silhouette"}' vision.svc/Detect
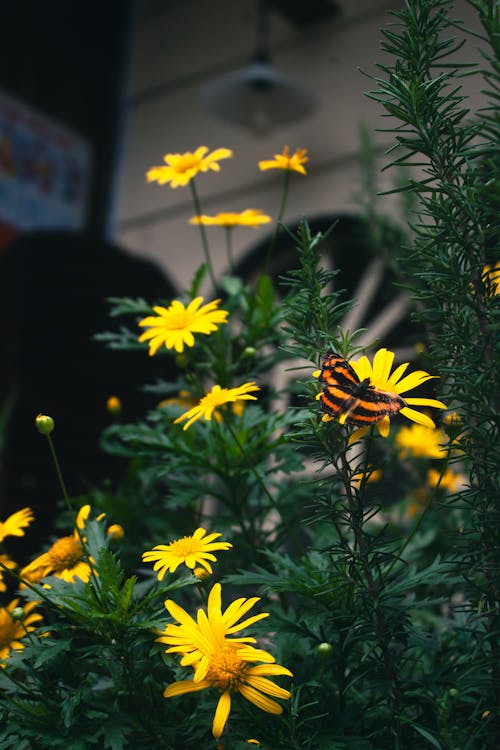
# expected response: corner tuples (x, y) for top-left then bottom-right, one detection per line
(0, 230), (179, 549)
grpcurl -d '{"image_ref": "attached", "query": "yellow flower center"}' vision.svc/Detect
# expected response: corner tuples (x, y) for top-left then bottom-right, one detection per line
(206, 645), (247, 691)
(48, 536), (83, 571)
(166, 309), (190, 330)
(175, 154), (200, 172)
(198, 388), (228, 411)
(170, 536), (203, 557)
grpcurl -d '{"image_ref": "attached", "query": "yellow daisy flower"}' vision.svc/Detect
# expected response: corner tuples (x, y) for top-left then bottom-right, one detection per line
(0, 598), (42, 663)
(158, 583), (292, 739)
(0, 507), (34, 543)
(258, 146), (308, 175)
(146, 146), (233, 188)
(349, 348), (447, 438)
(142, 528), (232, 579)
(138, 297), (229, 356)
(395, 423), (448, 459)
(21, 505), (93, 584)
(427, 467), (467, 492)
(174, 382), (260, 430)
(189, 209), (272, 228)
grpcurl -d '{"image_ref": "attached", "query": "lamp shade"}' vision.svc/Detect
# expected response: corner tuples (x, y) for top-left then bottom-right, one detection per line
(200, 60), (317, 134)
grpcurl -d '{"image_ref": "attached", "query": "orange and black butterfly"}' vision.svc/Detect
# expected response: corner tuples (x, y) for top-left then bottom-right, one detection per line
(319, 352), (406, 426)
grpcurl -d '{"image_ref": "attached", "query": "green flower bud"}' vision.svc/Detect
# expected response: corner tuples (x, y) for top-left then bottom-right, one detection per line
(11, 606), (25, 621)
(35, 414), (54, 435)
(448, 688), (459, 698)
(317, 642), (333, 657)
(243, 347), (257, 358)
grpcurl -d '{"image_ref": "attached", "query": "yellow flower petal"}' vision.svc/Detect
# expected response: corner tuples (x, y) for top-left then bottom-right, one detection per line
(212, 690), (232, 739)
(393, 371), (437, 394)
(163, 679), (210, 698)
(245, 675), (292, 699)
(400, 407), (437, 428)
(0, 507), (34, 543)
(238, 684), (284, 714)
(376, 415), (391, 437)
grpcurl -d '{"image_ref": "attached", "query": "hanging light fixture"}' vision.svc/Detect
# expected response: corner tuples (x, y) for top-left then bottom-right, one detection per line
(200, 0), (317, 134)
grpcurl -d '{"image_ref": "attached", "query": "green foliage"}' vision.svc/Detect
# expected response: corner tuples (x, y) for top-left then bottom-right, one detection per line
(1, 2), (498, 747)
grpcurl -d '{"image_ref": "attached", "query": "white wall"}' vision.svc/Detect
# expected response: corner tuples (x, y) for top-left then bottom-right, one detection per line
(114, 0), (488, 293)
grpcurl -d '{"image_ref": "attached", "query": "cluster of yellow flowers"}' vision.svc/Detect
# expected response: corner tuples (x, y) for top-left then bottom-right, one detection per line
(0, 503), (124, 665)
(142, 528), (292, 740)
(0, 508), (42, 663)
(139, 145), (451, 438)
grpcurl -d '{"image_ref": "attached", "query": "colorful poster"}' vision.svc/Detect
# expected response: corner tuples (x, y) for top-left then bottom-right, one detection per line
(0, 88), (91, 247)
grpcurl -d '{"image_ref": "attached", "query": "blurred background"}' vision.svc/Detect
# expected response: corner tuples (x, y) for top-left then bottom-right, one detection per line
(0, 0), (485, 539)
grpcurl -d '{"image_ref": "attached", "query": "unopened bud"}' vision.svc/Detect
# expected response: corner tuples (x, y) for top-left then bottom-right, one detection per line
(317, 642), (333, 657)
(11, 606), (25, 621)
(194, 567), (210, 581)
(35, 414), (54, 435)
(107, 524), (124, 541)
(243, 347), (256, 358)
(106, 396), (122, 415)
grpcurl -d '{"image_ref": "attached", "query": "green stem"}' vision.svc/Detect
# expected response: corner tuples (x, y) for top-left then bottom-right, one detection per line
(190, 179), (217, 290)
(225, 227), (234, 274)
(264, 169), (291, 274)
(45, 433), (101, 594)
(46, 433), (70, 505)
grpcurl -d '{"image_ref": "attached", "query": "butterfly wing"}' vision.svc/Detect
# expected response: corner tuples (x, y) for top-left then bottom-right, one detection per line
(319, 352), (406, 425)
(320, 353), (360, 388)
(320, 353), (363, 422)
(341, 385), (406, 425)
